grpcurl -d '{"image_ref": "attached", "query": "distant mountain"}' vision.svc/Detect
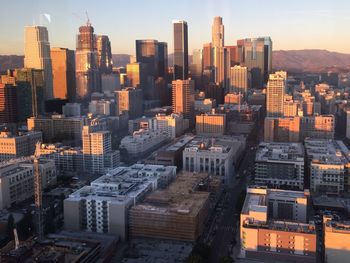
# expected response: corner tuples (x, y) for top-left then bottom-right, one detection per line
(272, 49), (350, 73)
(1, 50), (350, 74)
(0, 55), (24, 73)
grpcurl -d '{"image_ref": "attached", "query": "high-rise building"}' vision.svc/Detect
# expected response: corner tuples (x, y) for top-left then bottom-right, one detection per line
(96, 35), (112, 74)
(75, 22), (100, 100)
(237, 37), (272, 88)
(82, 124), (119, 174)
(24, 26), (53, 100)
(116, 87), (143, 119)
(0, 83), (17, 124)
(158, 42), (168, 78)
(172, 79), (195, 121)
(300, 115), (334, 140)
(50, 47), (76, 101)
(212, 16), (224, 48)
(173, 20), (188, 80)
(190, 49), (202, 89)
(135, 39), (159, 77)
(229, 65), (250, 94)
(266, 71), (286, 117)
(126, 62), (147, 89)
(202, 43), (213, 69)
(264, 117), (300, 142)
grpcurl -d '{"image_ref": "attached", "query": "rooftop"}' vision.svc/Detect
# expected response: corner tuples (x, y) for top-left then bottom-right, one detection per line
(255, 142), (304, 163)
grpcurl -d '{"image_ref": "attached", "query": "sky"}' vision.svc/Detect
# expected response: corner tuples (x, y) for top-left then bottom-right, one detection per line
(1, 0), (350, 55)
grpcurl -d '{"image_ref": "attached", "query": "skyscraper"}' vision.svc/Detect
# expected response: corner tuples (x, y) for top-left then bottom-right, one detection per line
(75, 21), (100, 101)
(158, 42), (168, 78)
(24, 26), (53, 100)
(96, 35), (112, 74)
(51, 48), (76, 101)
(202, 43), (213, 69)
(173, 20), (188, 80)
(116, 87), (143, 119)
(229, 65), (250, 94)
(190, 49), (202, 89)
(172, 79), (195, 121)
(135, 39), (159, 77)
(212, 16), (224, 48)
(237, 37), (272, 88)
(266, 71), (287, 117)
(126, 62), (147, 89)
(0, 83), (17, 124)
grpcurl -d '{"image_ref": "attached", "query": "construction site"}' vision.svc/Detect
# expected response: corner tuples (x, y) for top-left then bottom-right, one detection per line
(129, 172), (221, 242)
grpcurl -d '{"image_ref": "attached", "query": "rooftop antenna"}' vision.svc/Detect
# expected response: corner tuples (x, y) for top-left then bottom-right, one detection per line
(85, 11), (91, 26)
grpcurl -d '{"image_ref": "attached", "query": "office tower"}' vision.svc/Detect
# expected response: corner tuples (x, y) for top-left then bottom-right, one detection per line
(0, 83), (17, 124)
(203, 43), (213, 69)
(205, 82), (224, 105)
(126, 62), (148, 89)
(158, 42), (168, 78)
(50, 48), (76, 101)
(101, 73), (120, 93)
(237, 37), (272, 88)
(212, 16), (224, 48)
(229, 65), (250, 94)
(82, 125), (119, 174)
(24, 26), (53, 100)
(226, 45), (238, 66)
(116, 87), (143, 119)
(213, 46), (230, 88)
(266, 71), (286, 117)
(75, 21), (100, 100)
(173, 20), (188, 80)
(135, 39), (159, 77)
(96, 35), (112, 73)
(172, 79), (195, 121)
(0, 130), (42, 161)
(13, 68), (45, 118)
(190, 49), (202, 89)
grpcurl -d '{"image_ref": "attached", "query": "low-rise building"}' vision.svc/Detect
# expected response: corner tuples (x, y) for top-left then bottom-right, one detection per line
(0, 159), (56, 209)
(255, 142), (305, 190)
(240, 187), (316, 263)
(0, 131), (42, 161)
(183, 136), (245, 185)
(64, 164), (177, 240)
(304, 139), (350, 194)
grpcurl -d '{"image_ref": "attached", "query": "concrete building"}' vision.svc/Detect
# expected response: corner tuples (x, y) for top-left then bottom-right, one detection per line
(62, 102), (81, 117)
(120, 129), (168, 158)
(0, 159), (56, 209)
(0, 131), (42, 161)
(64, 164), (177, 240)
(264, 117), (300, 142)
(155, 113), (186, 139)
(24, 25), (53, 100)
(240, 187), (316, 263)
(304, 138), (349, 194)
(172, 79), (195, 122)
(255, 142), (305, 190)
(183, 136), (246, 185)
(324, 217), (350, 263)
(0, 83), (17, 124)
(229, 65), (250, 94)
(116, 87), (143, 119)
(82, 125), (120, 174)
(27, 115), (86, 143)
(195, 98), (216, 113)
(89, 99), (115, 116)
(266, 71), (286, 117)
(300, 115), (335, 140)
(129, 172), (221, 242)
(50, 47), (76, 101)
(196, 113), (226, 136)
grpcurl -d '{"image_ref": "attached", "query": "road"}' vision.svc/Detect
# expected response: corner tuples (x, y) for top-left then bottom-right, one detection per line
(208, 142), (257, 263)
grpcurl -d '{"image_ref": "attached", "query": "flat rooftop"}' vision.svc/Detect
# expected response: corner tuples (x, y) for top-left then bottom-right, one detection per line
(164, 135), (195, 152)
(256, 142), (304, 163)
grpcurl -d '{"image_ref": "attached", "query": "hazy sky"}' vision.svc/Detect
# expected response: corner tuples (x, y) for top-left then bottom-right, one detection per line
(1, 0), (350, 55)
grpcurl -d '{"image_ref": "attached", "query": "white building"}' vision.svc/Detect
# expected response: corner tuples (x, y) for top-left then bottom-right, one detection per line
(255, 142), (305, 190)
(64, 164), (177, 240)
(155, 113), (186, 139)
(305, 138), (349, 194)
(0, 159), (56, 209)
(24, 25), (53, 99)
(182, 136), (246, 185)
(120, 129), (168, 158)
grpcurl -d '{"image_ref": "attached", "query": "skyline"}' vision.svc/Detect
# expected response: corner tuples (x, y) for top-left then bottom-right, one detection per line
(1, 0), (350, 55)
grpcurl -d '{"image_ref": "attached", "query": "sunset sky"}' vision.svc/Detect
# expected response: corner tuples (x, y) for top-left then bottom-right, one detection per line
(1, 0), (349, 55)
